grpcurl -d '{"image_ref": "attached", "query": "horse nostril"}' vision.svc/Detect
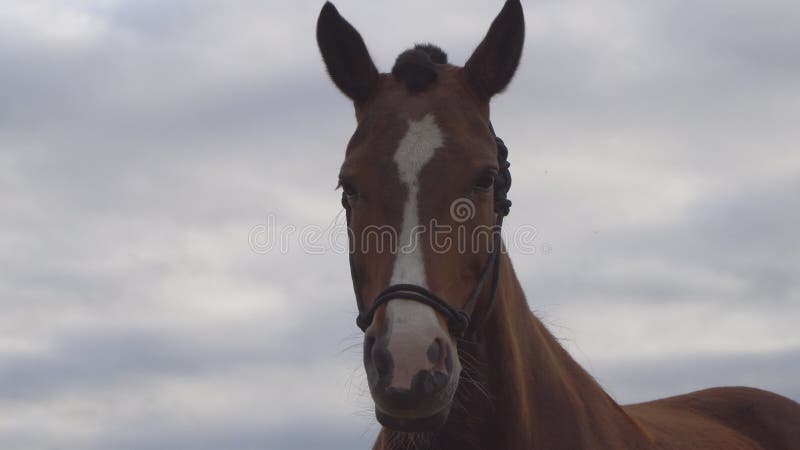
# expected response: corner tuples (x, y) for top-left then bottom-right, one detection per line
(373, 345), (393, 380)
(426, 338), (442, 365)
(364, 336), (376, 365)
(427, 337), (452, 372)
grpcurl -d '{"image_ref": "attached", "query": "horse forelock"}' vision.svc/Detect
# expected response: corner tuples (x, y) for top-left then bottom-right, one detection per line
(392, 44), (449, 93)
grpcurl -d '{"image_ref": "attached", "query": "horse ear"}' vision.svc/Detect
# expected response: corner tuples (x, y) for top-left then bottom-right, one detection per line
(316, 2), (379, 104)
(464, 0), (525, 99)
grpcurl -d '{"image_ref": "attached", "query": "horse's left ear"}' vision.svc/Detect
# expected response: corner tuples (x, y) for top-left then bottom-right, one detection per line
(464, 0), (525, 99)
(316, 2), (379, 105)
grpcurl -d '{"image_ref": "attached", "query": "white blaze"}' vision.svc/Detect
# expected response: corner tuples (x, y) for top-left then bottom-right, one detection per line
(390, 113), (443, 286)
(384, 114), (445, 378)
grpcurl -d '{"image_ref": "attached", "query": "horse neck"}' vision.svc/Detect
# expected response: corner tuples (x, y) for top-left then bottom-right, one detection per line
(442, 252), (651, 449)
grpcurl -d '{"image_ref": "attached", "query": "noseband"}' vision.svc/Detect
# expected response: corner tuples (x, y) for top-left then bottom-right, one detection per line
(343, 122), (512, 337)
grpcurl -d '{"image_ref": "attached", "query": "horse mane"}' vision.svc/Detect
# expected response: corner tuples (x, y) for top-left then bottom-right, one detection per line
(392, 43), (448, 93)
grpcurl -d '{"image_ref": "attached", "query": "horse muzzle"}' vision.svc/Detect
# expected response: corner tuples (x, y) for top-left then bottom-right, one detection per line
(363, 299), (461, 431)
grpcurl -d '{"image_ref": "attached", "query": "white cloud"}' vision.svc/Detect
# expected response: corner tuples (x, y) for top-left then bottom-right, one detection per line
(0, 1), (110, 44)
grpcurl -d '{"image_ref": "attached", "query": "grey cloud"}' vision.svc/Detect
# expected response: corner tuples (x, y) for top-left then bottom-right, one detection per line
(91, 424), (377, 450)
(0, 310), (356, 402)
(595, 348), (800, 405)
(524, 176), (800, 306)
(108, 0), (207, 36)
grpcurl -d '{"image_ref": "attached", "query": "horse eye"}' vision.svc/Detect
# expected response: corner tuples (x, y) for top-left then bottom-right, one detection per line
(474, 171), (496, 191)
(339, 180), (357, 198)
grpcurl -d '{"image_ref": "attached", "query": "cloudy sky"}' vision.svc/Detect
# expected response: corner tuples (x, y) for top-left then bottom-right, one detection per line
(1, 0), (798, 448)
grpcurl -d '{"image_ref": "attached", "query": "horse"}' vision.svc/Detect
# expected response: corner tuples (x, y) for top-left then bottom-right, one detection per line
(315, 1), (800, 448)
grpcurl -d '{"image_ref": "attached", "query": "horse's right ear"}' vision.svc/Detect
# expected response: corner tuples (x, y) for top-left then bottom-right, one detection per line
(317, 2), (379, 105)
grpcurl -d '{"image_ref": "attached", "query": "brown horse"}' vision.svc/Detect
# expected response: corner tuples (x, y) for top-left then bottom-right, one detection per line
(316, 1), (800, 448)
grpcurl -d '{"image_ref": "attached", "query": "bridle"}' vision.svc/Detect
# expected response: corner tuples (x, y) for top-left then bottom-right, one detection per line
(342, 122), (512, 337)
